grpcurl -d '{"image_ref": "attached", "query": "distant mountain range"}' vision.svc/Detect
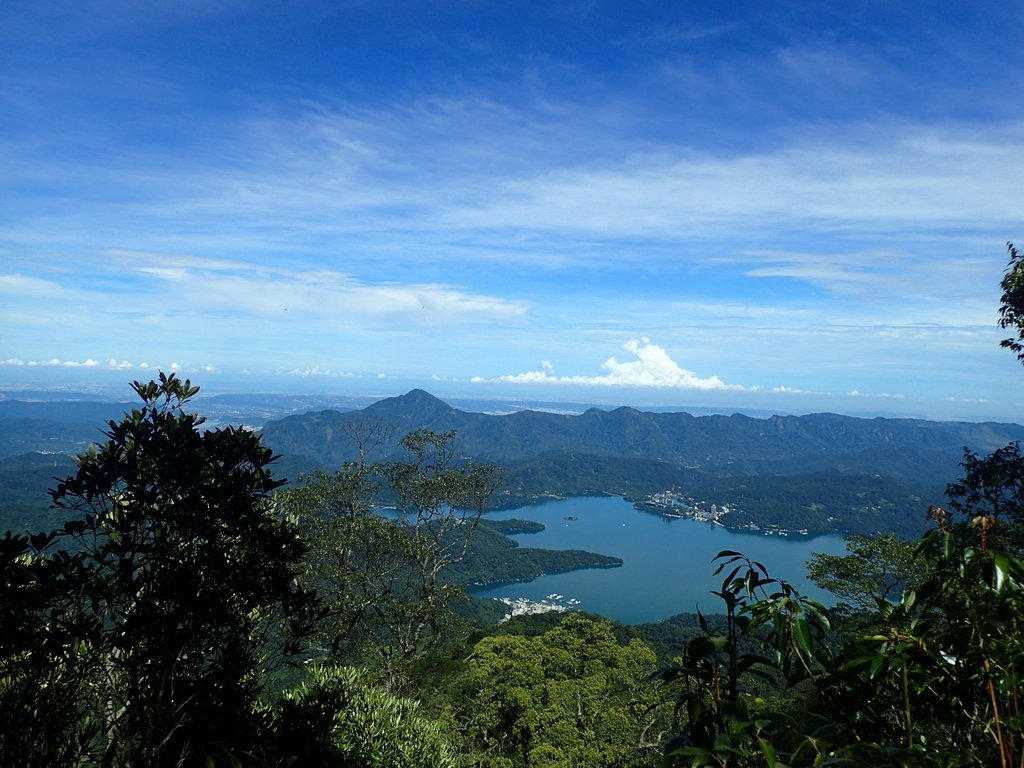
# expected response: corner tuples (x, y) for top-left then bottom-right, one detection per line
(4, 389), (1023, 539)
(260, 388), (1024, 480)
(257, 390), (1024, 537)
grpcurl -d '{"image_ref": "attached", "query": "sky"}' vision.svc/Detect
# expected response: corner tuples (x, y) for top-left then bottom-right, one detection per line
(2, 1), (1023, 421)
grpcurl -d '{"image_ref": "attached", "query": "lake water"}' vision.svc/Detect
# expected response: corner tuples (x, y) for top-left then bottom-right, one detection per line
(469, 496), (848, 624)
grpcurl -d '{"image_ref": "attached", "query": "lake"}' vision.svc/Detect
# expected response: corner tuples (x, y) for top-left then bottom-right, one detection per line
(470, 495), (849, 624)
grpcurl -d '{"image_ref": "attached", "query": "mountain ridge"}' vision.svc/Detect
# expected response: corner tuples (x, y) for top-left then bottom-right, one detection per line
(259, 389), (1024, 480)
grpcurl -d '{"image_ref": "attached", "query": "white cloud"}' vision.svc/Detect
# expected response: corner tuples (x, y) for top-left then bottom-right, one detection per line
(441, 122), (1024, 244)
(2, 357), (102, 368)
(0, 357), (222, 375)
(91, 253), (529, 326)
(284, 366), (355, 378)
(483, 338), (748, 391)
(0, 274), (87, 301)
(846, 390), (906, 399)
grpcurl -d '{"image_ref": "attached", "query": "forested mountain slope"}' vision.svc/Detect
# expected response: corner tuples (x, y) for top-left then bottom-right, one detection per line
(260, 389), (1023, 482)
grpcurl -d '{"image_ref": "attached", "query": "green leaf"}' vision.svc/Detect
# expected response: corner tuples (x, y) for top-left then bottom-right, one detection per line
(792, 619), (814, 656)
(758, 737), (779, 767)
(992, 552), (1011, 592)
(708, 634), (730, 651)
(869, 654), (886, 679)
(697, 608), (709, 632)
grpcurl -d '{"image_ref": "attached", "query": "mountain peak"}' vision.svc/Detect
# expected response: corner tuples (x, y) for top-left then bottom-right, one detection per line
(401, 389), (448, 405)
(364, 389), (455, 417)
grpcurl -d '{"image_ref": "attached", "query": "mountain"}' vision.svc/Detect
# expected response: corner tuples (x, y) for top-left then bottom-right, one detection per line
(4, 390), (1019, 539)
(259, 389), (1024, 481)
(0, 400), (136, 459)
(255, 390), (1024, 537)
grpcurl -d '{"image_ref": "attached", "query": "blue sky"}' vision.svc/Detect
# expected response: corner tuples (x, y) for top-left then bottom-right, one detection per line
(2, 1), (1023, 420)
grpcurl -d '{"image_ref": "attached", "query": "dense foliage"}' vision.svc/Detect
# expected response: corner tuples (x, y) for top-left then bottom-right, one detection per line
(257, 664), (460, 768)
(460, 614), (663, 767)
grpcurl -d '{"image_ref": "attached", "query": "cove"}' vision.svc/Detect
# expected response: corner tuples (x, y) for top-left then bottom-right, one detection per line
(470, 496), (849, 625)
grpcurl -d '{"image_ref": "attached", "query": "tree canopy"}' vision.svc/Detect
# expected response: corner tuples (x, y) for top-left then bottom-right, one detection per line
(3, 373), (322, 766)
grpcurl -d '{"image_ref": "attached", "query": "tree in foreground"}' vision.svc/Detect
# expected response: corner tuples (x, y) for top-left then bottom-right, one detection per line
(258, 664), (460, 768)
(280, 427), (500, 687)
(465, 614), (661, 768)
(46, 373), (321, 766)
(0, 530), (102, 767)
(806, 532), (924, 627)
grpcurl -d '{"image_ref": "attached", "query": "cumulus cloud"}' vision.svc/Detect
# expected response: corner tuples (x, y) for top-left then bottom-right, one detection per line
(480, 338), (747, 391)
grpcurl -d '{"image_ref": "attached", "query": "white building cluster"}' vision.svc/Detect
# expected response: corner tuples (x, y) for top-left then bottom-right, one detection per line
(496, 594), (581, 623)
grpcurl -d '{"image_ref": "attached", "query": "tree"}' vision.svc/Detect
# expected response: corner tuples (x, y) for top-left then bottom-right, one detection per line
(48, 373), (321, 766)
(0, 531), (102, 767)
(653, 552), (835, 768)
(998, 241), (1024, 364)
(258, 664), (460, 768)
(945, 441), (1024, 554)
(281, 428), (500, 687)
(806, 532), (924, 620)
(466, 614), (661, 768)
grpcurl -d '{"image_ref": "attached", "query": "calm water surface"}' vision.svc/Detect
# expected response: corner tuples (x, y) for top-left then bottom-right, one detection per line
(470, 496), (848, 624)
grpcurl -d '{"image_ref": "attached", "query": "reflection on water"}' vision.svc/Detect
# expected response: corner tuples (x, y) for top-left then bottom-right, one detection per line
(469, 496), (848, 625)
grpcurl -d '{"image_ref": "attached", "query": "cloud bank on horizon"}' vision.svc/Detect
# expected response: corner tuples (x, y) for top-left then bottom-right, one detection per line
(1, 1), (1022, 420)
(478, 338), (745, 391)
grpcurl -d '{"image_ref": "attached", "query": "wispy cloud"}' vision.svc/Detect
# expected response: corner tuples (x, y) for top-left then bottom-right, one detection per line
(441, 123), (1023, 247)
(6, 94), (1021, 273)
(1, 254), (528, 327)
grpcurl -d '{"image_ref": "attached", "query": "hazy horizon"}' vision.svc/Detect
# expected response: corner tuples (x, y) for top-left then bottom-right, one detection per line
(2, 369), (1021, 426)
